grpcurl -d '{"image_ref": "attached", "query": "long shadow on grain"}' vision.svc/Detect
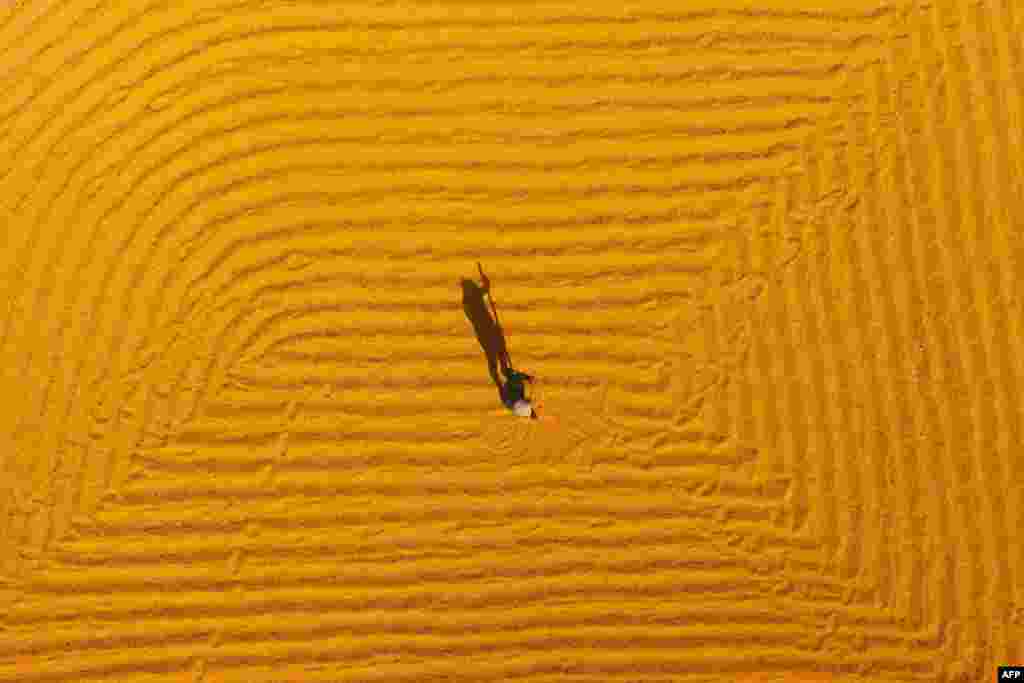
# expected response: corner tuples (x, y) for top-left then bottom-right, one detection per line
(460, 276), (512, 393)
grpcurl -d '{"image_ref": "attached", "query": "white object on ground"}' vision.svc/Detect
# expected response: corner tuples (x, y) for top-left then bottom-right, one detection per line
(512, 400), (533, 417)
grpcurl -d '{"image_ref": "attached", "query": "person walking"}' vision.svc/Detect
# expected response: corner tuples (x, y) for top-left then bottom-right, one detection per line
(474, 263), (539, 419)
(500, 366), (537, 418)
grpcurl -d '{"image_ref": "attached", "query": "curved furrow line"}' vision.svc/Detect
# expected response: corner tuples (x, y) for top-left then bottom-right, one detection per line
(11, 568), (825, 627)
(239, 296), (697, 331)
(211, 650), (931, 683)
(0, 0), (90, 82)
(210, 505), (771, 556)
(151, 143), (761, 228)
(114, 440), (774, 499)
(166, 63), (851, 95)
(0, 630), (901, 683)
(70, 495), (801, 543)
(0, 7), (107, 128)
(135, 432), (715, 475)
(849, 65), (904, 615)
(46, 497), (751, 556)
(130, 33), (882, 62)
(877, 11), (942, 630)
(0, 627), (937, 683)
(8, 588), (898, 655)
(11, 575), (777, 628)
(122, 131), (796, 201)
(200, 39), (879, 65)
(37, 551), (804, 597)
(2, 617), (894, 675)
(836, 67), (894, 609)
(63, 613), (931, 659)
(125, 127), (776, 272)
(109, 471), (781, 513)
(244, 347), (670, 376)
(154, 144), (800, 175)
(195, 242), (712, 320)
(902, 2), (975, 663)
(978, 0), (1024, 631)
(165, 180), (726, 296)
(45, 539), (837, 588)
(46, 506), (760, 557)
(745, 201), (786, 503)
(765, 172), (811, 531)
(233, 5), (899, 27)
(178, 251), (713, 345)
(28, 541), (850, 598)
(822, 103), (865, 580)
(141, 402), (745, 458)
(206, 204), (719, 235)
(953, 0), (1016, 663)
(159, 194), (722, 330)
(176, 210), (722, 306)
(160, 408), (715, 454)
(933, 0), (1004, 664)
(208, 264), (706, 317)
(0, 0), (160, 125)
(203, 652), (932, 683)
(827, 66), (884, 602)
(191, 225), (714, 317)
(162, 387), (696, 468)
(177, 240), (717, 349)
(791, 114), (847, 571)
(98, 459), (778, 505)
(52, 520), (812, 575)
(770, 154), (811, 535)
(33, 547), (789, 599)
(253, 346), (666, 371)
(151, 90), (835, 119)
(1, 602), (878, 660)
(777, 123), (820, 549)
(202, 265), (714, 380)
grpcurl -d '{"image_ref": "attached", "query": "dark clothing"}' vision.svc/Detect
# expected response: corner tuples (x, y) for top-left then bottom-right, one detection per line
(500, 369), (532, 408)
(460, 270), (535, 417)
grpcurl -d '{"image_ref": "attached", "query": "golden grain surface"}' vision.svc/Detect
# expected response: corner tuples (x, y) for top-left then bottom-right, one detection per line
(0, 1), (1022, 681)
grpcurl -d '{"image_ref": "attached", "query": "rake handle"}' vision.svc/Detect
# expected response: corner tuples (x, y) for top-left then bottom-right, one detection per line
(478, 262), (504, 331)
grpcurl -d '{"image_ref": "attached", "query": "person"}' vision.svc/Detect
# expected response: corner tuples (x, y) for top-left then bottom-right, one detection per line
(472, 262), (539, 419)
(500, 366), (538, 419)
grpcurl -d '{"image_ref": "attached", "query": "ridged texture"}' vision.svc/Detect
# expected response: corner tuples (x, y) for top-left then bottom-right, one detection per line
(0, 0), (1020, 680)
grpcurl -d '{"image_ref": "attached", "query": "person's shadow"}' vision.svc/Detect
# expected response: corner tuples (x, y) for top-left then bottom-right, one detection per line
(461, 276), (512, 395)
